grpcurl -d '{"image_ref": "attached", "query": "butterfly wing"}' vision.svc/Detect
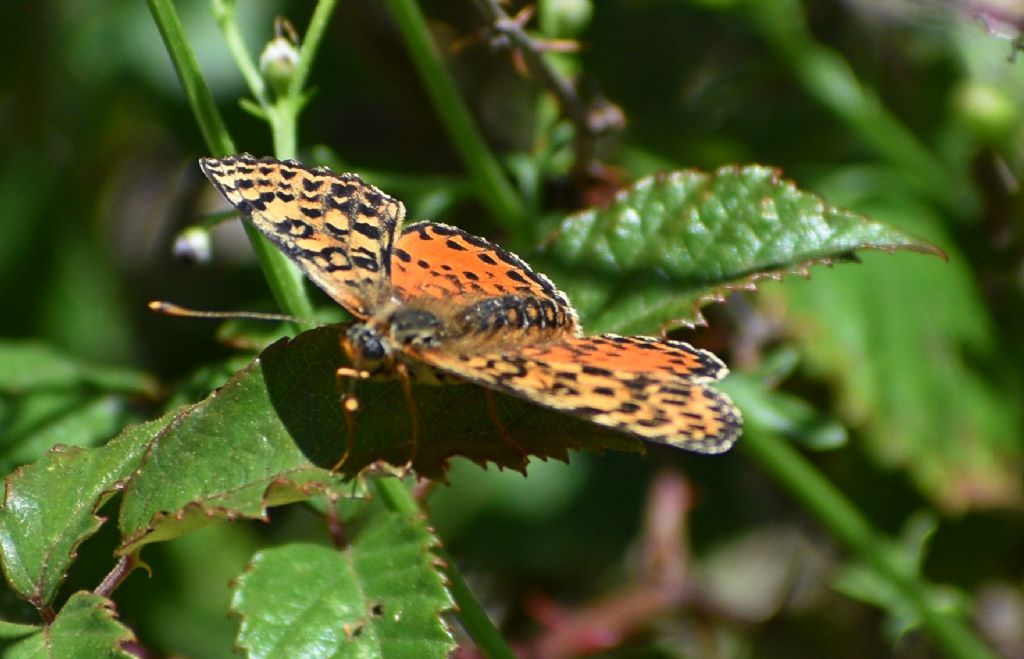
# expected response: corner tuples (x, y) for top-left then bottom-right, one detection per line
(200, 154), (402, 318)
(391, 222), (579, 337)
(414, 336), (742, 453)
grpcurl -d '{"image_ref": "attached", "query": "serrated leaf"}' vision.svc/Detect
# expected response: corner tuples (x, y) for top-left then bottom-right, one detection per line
(4, 592), (135, 658)
(253, 327), (641, 478)
(0, 414), (163, 607)
(117, 357), (354, 554)
(540, 166), (941, 333)
(0, 341), (157, 397)
(232, 513), (454, 658)
(116, 325), (641, 549)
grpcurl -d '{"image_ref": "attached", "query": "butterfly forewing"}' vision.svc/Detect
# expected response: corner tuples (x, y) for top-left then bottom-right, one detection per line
(392, 222), (578, 334)
(200, 154), (402, 318)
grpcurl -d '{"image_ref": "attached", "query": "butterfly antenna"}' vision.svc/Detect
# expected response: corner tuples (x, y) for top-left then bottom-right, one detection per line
(148, 301), (309, 324)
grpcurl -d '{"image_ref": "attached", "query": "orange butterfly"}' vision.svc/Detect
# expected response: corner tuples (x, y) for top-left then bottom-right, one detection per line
(200, 155), (741, 464)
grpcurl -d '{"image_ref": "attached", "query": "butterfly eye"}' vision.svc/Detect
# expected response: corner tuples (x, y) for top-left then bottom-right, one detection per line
(345, 324), (388, 361)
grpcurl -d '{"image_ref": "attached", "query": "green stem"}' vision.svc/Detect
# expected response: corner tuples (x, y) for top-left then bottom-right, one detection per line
(148, 0), (314, 324)
(210, 0), (271, 108)
(372, 478), (516, 659)
(155, 2), (514, 654)
(382, 0), (528, 234)
(147, 0), (235, 156)
(270, 0), (339, 159)
(741, 426), (997, 659)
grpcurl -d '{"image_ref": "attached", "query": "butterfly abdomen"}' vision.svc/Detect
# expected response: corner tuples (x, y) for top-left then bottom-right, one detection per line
(455, 294), (575, 336)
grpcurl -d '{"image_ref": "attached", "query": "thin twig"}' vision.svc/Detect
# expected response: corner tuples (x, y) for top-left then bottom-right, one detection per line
(468, 0), (625, 176)
(96, 554), (146, 598)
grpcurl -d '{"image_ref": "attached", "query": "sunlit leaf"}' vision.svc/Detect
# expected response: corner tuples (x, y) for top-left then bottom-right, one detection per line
(232, 512), (454, 658)
(117, 364), (351, 554)
(4, 592), (134, 658)
(0, 415), (163, 606)
(540, 166), (941, 333)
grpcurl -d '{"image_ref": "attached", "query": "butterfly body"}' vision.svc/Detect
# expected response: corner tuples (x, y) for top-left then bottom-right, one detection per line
(200, 154), (742, 455)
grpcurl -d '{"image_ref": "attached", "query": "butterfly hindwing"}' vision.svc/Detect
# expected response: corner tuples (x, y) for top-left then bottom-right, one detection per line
(415, 336), (741, 454)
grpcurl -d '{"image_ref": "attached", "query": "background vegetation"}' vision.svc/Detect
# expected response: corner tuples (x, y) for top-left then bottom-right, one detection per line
(0, 0), (1022, 657)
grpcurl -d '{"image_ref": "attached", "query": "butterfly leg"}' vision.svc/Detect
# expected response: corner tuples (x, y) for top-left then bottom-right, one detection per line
(394, 361), (420, 477)
(483, 389), (528, 466)
(332, 366), (370, 472)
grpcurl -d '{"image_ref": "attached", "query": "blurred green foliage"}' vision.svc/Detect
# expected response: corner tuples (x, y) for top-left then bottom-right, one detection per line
(1, 0), (1023, 657)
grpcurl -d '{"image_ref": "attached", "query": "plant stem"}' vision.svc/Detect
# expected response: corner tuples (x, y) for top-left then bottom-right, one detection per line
(373, 478), (516, 659)
(210, 0), (271, 109)
(288, 0), (337, 100)
(147, 0), (315, 324)
(383, 0), (528, 235)
(741, 426), (997, 659)
(147, 0), (235, 156)
(155, 3), (516, 654)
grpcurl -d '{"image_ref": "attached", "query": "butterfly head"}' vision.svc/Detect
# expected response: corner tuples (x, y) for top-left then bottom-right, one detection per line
(343, 305), (446, 372)
(343, 324), (389, 371)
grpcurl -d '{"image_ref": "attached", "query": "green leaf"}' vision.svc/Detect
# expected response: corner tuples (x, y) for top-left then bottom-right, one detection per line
(232, 513), (454, 658)
(0, 415), (162, 607)
(541, 166), (942, 333)
(117, 359), (353, 554)
(0, 341), (157, 397)
(0, 393), (130, 473)
(4, 592), (135, 658)
(0, 620), (38, 645)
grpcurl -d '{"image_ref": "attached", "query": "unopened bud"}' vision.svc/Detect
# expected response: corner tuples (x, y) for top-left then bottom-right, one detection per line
(259, 20), (300, 97)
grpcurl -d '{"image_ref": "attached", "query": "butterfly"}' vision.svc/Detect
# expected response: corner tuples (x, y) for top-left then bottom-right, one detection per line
(199, 154), (741, 464)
